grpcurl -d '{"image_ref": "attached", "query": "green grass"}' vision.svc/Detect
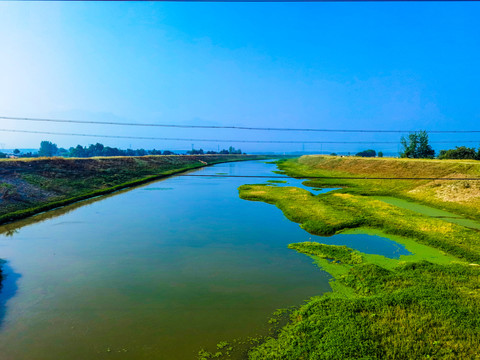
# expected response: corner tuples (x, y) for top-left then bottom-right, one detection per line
(266, 180), (287, 184)
(288, 242), (364, 265)
(248, 260), (480, 360)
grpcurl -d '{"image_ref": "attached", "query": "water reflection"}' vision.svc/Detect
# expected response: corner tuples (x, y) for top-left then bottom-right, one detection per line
(0, 262), (21, 329)
(0, 182), (160, 237)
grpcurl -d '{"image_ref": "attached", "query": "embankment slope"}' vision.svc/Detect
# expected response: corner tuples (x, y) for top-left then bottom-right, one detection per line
(0, 154), (263, 225)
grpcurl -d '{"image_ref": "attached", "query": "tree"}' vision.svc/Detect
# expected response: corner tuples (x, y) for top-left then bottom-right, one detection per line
(69, 145), (86, 158)
(400, 131), (435, 159)
(0, 152), (6, 158)
(87, 143), (105, 156)
(356, 149), (376, 157)
(187, 148), (204, 155)
(58, 148), (69, 157)
(13, 149), (20, 155)
(378, 151), (384, 158)
(438, 146), (478, 160)
(228, 146), (242, 154)
(38, 141), (58, 157)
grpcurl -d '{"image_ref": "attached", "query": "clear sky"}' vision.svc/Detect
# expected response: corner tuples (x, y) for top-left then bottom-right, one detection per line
(0, 1), (479, 154)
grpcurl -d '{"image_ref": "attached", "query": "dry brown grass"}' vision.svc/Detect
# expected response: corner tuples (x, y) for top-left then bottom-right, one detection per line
(299, 155), (480, 178)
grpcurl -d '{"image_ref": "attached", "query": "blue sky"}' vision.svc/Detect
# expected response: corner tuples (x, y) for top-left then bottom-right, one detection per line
(0, 2), (479, 154)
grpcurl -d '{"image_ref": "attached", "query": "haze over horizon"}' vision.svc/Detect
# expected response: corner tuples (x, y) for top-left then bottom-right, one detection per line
(1, 2), (479, 154)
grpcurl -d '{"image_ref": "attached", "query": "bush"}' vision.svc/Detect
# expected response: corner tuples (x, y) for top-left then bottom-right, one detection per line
(356, 149), (376, 157)
(438, 146), (479, 160)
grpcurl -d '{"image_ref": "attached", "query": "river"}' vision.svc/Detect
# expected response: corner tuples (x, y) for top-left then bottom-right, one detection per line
(0, 160), (406, 359)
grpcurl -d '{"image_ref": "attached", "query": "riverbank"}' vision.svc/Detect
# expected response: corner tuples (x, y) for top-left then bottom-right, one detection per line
(0, 154), (267, 226)
(279, 155), (480, 219)
(202, 156), (480, 359)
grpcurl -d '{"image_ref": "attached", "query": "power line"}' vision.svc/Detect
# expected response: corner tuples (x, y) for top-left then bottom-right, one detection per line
(178, 174), (480, 180)
(2, 115), (479, 134)
(2, 128), (480, 144)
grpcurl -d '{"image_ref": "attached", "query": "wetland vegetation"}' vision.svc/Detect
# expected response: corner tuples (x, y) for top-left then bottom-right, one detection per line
(201, 156), (480, 359)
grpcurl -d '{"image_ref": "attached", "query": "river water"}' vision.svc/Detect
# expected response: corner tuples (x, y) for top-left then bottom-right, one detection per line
(0, 160), (406, 359)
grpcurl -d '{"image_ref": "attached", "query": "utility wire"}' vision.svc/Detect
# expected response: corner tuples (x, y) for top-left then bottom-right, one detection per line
(1, 115), (479, 134)
(1, 128), (480, 144)
(177, 174), (480, 180)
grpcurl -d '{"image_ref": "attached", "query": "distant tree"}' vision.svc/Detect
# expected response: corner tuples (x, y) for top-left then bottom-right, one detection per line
(0, 152), (6, 158)
(19, 152), (35, 158)
(102, 146), (123, 157)
(38, 141), (59, 157)
(13, 149), (20, 155)
(87, 143), (105, 156)
(356, 149), (376, 157)
(69, 145), (87, 158)
(187, 149), (204, 155)
(438, 146), (478, 160)
(378, 151), (384, 157)
(57, 148), (69, 157)
(163, 150), (175, 155)
(400, 131), (435, 159)
(228, 146), (242, 154)
(330, 153), (338, 156)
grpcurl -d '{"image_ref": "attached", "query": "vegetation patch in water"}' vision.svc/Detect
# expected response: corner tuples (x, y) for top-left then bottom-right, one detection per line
(288, 242), (363, 265)
(266, 180), (287, 184)
(239, 184), (480, 263)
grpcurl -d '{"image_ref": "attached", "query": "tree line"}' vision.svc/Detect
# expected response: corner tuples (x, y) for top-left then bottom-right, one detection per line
(186, 146), (243, 155)
(0, 141), (244, 158)
(1, 134), (478, 160)
(399, 131), (480, 160)
(344, 131), (480, 160)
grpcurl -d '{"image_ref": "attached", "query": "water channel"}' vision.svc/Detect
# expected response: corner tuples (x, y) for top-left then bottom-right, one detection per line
(0, 160), (406, 359)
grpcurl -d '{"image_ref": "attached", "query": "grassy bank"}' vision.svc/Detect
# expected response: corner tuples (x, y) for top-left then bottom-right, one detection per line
(200, 156), (480, 359)
(0, 154), (267, 225)
(278, 155), (480, 219)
